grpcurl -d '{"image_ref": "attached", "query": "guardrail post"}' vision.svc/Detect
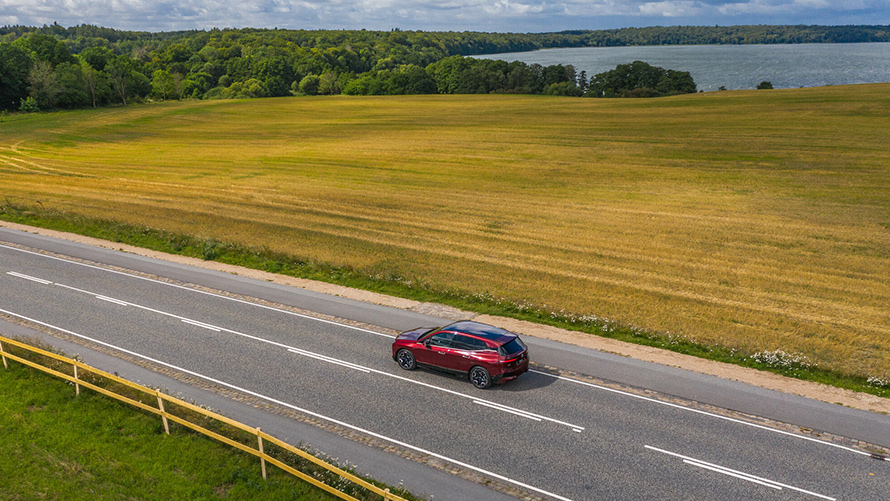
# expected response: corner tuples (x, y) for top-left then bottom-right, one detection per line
(384, 488), (391, 500)
(257, 427), (267, 480)
(156, 390), (170, 435)
(73, 364), (80, 395)
(0, 340), (7, 369)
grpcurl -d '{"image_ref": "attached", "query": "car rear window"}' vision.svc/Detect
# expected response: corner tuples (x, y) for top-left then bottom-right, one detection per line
(498, 338), (526, 356)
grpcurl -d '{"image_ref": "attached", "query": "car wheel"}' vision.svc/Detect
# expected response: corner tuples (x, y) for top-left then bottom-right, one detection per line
(469, 366), (492, 389)
(396, 349), (416, 370)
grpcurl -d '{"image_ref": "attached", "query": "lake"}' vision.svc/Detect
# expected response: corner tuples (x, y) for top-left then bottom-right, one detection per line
(473, 43), (890, 91)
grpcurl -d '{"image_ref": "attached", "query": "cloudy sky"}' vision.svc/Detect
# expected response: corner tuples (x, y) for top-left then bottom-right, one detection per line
(1, 0), (887, 33)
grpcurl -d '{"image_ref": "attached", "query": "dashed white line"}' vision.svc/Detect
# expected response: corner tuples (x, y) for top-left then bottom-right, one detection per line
(6, 245), (880, 461)
(646, 445), (836, 500)
(0, 243), (389, 338)
(181, 319), (222, 332)
(3, 266), (584, 431)
(682, 460), (781, 490)
(6, 271), (53, 285)
(473, 400), (542, 421)
(96, 295), (130, 306)
(287, 347), (371, 373)
(532, 369), (876, 460)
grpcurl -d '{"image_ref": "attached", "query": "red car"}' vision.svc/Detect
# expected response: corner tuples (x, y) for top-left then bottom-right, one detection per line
(392, 320), (529, 389)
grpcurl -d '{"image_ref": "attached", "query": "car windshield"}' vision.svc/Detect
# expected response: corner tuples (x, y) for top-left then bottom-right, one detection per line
(498, 338), (526, 356)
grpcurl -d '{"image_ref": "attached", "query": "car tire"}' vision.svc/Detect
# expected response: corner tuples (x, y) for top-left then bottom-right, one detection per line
(469, 366), (492, 389)
(396, 349), (416, 370)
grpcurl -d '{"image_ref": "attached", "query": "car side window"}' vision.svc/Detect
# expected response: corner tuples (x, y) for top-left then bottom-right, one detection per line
(428, 331), (455, 348)
(451, 334), (474, 351)
(453, 335), (488, 351)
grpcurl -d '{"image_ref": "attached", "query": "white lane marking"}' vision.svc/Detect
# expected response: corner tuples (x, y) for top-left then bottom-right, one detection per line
(5, 269), (583, 431)
(682, 460), (781, 490)
(530, 369), (875, 459)
(473, 400), (541, 421)
(0, 244), (392, 338)
(96, 295), (129, 306)
(646, 445), (837, 500)
(181, 319), (222, 332)
(2, 247), (882, 454)
(6, 271), (53, 285)
(287, 348), (371, 373)
(285, 346), (582, 429)
(0, 307), (574, 501)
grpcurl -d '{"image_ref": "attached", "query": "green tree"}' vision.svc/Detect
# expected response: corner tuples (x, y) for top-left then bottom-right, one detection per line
(80, 46), (115, 71)
(0, 43), (33, 110)
(19, 96), (39, 112)
(180, 72), (214, 98)
(544, 81), (583, 96)
(298, 74), (321, 95)
(318, 72), (341, 95)
(106, 56), (149, 105)
(587, 61), (696, 98)
(79, 60), (110, 108)
(757, 81), (774, 89)
(54, 62), (90, 108)
(27, 60), (61, 109)
(15, 33), (75, 67)
(151, 69), (176, 100)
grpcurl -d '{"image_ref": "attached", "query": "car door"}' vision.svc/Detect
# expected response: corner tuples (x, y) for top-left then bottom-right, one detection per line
(414, 330), (456, 369)
(450, 334), (484, 372)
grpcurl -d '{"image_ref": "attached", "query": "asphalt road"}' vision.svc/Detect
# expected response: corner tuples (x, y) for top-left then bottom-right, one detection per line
(1, 227), (888, 500)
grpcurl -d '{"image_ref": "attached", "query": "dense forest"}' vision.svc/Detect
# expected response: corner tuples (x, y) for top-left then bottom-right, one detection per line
(2, 24), (888, 111)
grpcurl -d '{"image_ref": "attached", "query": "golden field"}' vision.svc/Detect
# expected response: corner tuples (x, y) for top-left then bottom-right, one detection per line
(1, 86), (888, 378)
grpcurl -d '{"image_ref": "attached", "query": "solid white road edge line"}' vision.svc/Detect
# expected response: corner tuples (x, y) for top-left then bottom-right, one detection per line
(0, 243), (392, 338)
(0, 306), (575, 501)
(646, 445), (836, 500)
(531, 369), (874, 460)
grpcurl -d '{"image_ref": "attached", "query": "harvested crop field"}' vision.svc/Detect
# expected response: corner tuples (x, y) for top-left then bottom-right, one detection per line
(1, 86), (888, 378)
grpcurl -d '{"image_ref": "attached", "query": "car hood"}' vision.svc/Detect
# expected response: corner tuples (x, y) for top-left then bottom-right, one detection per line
(397, 327), (437, 341)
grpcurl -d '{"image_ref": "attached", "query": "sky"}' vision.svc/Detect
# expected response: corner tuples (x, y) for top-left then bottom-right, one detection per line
(1, 0), (888, 33)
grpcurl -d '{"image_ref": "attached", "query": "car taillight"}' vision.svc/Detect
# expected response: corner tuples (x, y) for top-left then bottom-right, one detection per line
(500, 352), (524, 363)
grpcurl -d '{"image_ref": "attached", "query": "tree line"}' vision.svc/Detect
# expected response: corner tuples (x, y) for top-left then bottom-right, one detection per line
(3, 23), (887, 111)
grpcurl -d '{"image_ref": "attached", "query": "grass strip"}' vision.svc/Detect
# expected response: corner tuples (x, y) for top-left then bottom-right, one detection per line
(0, 336), (417, 501)
(2, 204), (887, 401)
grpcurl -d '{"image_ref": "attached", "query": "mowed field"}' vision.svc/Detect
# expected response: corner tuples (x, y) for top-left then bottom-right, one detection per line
(1, 86), (888, 378)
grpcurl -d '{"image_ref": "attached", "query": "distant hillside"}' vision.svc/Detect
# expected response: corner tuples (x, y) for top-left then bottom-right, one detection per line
(2, 23), (889, 56)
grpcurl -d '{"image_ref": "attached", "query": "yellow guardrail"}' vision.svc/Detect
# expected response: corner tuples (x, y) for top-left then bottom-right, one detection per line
(0, 334), (406, 501)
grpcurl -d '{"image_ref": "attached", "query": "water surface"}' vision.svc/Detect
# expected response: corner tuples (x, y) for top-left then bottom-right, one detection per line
(474, 43), (890, 91)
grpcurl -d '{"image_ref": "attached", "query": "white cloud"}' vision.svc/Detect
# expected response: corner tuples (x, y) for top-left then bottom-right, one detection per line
(484, 0), (544, 15)
(0, 0), (888, 32)
(638, 1), (703, 17)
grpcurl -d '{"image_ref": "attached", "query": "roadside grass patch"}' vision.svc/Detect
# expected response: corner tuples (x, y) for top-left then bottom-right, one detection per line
(0, 337), (418, 501)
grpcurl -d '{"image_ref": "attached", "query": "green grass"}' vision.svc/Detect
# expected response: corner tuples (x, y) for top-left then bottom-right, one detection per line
(0, 362), (338, 500)
(0, 340), (419, 500)
(1, 87), (888, 390)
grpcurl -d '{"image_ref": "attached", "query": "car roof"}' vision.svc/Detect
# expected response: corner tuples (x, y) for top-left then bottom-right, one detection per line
(443, 321), (516, 343)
